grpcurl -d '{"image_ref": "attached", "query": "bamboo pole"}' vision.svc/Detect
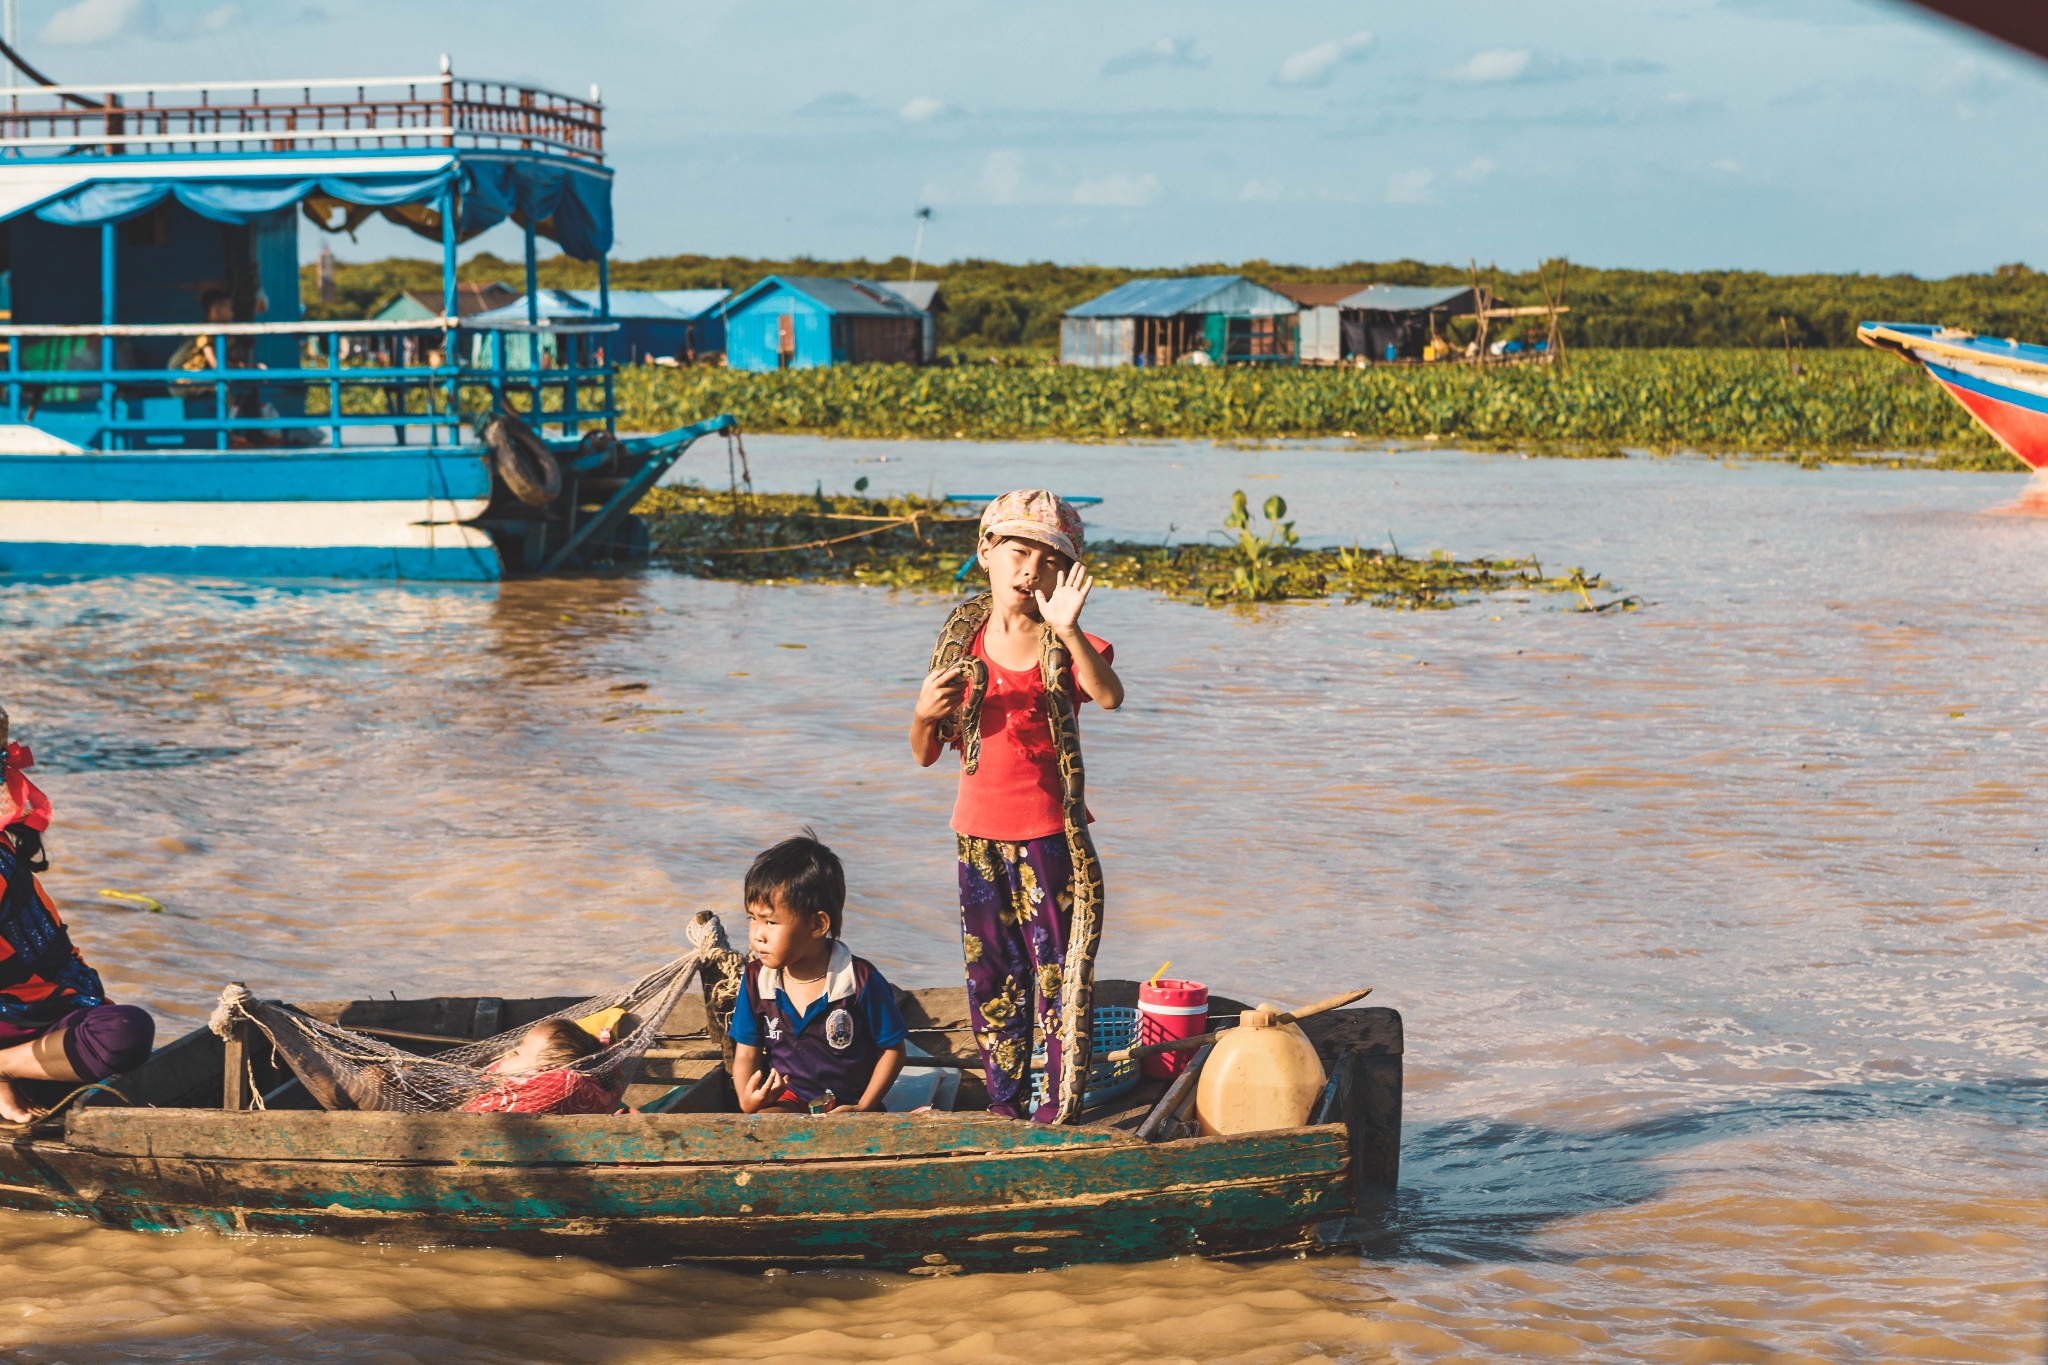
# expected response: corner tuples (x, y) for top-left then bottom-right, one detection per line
(1104, 988), (1373, 1064)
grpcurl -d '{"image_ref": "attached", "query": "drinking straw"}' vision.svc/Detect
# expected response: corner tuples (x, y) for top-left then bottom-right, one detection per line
(1148, 961), (1171, 984)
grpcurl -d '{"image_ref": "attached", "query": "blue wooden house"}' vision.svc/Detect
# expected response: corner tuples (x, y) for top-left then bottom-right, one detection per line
(722, 276), (925, 371)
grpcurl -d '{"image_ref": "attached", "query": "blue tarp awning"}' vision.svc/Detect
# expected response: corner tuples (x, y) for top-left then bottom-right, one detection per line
(26, 156), (614, 261)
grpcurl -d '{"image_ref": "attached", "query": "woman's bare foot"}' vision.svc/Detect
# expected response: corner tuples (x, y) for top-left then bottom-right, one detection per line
(0, 1078), (39, 1124)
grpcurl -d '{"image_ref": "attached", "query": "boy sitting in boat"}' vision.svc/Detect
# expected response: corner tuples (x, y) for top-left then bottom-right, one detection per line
(0, 709), (156, 1123)
(729, 833), (907, 1114)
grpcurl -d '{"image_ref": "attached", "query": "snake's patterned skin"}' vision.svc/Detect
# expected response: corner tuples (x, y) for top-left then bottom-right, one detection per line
(930, 593), (1104, 1124)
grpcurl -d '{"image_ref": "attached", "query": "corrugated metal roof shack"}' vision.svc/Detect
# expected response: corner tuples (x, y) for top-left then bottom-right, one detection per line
(1270, 283), (1477, 364)
(365, 282), (518, 365)
(723, 276), (926, 371)
(648, 289), (734, 361)
(1061, 276), (1298, 368)
(877, 280), (942, 363)
(468, 288), (728, 369)
(374, 281), (519, 324)
(1344, 284), (1477, 364)
(1268, 283), (1368, 364)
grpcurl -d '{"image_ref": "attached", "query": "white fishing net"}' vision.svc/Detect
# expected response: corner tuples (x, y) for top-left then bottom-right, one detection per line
(208, 910), (748, 1113)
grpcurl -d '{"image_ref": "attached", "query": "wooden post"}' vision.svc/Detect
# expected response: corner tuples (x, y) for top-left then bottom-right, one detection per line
(1467, 258), (1489, 360)
(221, 983), (250, 1112)
(99, 222), (115, 444)
(1338, 1010), (1403, 1212)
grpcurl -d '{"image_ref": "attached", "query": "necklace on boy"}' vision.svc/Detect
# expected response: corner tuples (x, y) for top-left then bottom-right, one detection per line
(784, 967), (827, 984)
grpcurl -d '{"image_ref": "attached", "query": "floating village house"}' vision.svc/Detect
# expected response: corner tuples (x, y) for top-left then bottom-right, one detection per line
(1272, 283), (1478, 364)
(722, 276), (926, 370)
(368, 281), (516, 365)
(468, 288), (730, 368)
(1060, 276), (1298, 368)
(372, 280), (518, 324)
(876, 280), (941, 363)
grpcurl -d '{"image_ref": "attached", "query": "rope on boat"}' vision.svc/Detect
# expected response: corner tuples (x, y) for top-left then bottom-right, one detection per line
(696, 510), (947, 555)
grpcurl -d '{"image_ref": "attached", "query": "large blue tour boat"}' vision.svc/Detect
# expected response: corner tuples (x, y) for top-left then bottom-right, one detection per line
(0, 59), (730, 582)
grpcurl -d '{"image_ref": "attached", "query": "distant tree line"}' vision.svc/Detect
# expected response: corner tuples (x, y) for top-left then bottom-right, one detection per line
(301, 251), (2048, 351)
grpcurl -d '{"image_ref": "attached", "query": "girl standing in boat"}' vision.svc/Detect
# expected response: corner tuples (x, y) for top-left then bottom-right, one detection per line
(0, 709), (154, 1122)
(910, 491), (1123, 1122)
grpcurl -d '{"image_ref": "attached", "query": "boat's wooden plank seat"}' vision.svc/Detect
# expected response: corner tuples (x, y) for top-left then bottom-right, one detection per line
(64, 1108), (1138, 1166)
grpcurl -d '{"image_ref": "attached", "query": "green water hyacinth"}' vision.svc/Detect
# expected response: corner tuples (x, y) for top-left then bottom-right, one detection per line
(616, 350), (2013, 467)
(637, 485), (1633, 611)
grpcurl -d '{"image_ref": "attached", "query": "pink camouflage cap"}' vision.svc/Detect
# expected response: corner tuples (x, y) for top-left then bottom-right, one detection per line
(978, 489), (1084, 562)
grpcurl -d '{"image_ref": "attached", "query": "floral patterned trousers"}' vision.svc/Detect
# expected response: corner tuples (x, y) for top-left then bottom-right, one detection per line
(957, 832), (1080, 1122)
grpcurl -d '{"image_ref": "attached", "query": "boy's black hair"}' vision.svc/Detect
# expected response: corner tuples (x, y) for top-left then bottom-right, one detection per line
(744, 828), (846, 938)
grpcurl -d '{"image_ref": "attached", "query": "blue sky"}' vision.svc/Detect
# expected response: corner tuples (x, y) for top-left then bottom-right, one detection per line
(16, 0), (2048, 274)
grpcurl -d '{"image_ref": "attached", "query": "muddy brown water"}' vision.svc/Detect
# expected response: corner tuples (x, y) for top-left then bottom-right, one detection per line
(1, 439), (2043, 1362)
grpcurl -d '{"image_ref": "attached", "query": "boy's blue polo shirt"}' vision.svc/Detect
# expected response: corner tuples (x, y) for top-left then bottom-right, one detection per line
(728, 946), (908, 1050)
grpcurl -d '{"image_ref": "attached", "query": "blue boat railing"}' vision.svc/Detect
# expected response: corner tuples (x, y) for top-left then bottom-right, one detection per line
(0, 316), (620, 451)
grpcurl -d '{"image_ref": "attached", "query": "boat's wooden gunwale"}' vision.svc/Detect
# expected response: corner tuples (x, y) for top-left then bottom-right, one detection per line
(64, 1108), (1140, 1166)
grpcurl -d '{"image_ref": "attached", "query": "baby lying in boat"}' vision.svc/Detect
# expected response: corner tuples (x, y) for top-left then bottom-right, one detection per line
(258, 1009), (623, 1116)
(459, 1020), (620, 1116)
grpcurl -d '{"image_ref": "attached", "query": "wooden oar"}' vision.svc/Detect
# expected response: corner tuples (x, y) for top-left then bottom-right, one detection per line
(1104, 988), (1372, 1065)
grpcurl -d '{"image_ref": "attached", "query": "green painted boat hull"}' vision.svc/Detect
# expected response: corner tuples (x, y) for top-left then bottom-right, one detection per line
(0, 992), (1401, 1273)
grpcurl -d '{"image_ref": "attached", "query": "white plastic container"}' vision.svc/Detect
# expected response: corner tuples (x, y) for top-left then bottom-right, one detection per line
(1193, 1006), (1327, 1137)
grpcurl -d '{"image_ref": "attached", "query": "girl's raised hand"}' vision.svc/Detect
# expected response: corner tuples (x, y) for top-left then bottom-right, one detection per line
(1035, 561), (1093, 635)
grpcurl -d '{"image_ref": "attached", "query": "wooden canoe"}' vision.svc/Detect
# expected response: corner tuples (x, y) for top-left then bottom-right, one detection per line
(0, 979), (1401, 1272)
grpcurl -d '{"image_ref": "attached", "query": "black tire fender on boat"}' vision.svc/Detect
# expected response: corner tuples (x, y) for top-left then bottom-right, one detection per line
(485, 413), (561, 507)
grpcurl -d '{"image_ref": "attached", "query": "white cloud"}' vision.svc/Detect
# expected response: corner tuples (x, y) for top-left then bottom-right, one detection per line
(981, 150), (1027, 205)
(195, 3), (241, 33)
(1712, 158), (1742, 173)
(1387, 168), (1434, 204)
(1275, 30), (1373, 88)
(1073, 172), (1161, 207)
(1239, 178), (1282, 201)
(43, 0), (150, 45)
(898, 95), (951, 123)
(1450, 48), (1532, 83)
(1103, 37), (1205, 76)
(1452, 158), (1498, 185)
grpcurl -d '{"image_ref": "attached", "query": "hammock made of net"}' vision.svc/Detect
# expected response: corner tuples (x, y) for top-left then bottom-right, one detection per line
(207, 910), (747, 1114)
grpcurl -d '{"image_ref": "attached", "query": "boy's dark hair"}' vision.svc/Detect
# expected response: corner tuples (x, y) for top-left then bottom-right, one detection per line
(745, 828), (846, 938)
(526, 1019), (603, 1069)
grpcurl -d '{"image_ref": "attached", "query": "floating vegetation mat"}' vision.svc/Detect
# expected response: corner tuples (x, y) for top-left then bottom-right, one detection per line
(618, 349), (2017, 470)
(637, 485), (1637, 611)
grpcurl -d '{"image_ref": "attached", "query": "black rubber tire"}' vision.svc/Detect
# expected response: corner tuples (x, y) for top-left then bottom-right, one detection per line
(485, 413), (561, 507)
(576, 428), (623, 473)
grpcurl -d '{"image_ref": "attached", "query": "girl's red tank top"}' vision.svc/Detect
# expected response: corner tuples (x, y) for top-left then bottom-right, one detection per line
(949, 627), (1112, 841)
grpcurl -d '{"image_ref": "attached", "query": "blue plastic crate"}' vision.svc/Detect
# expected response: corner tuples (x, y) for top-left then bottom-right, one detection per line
(1029, 1004), (1140, 1113)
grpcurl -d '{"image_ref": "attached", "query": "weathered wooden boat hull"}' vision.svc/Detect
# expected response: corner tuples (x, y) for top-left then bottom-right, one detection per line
(0, 985), (1400, 1272)
(0, 1118), (1348, 1269)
